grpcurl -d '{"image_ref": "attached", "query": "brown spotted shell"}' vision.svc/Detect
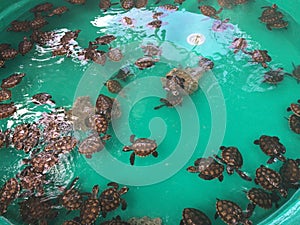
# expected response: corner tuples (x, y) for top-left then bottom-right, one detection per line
(259, 11), (283, 23)
(60, 177), (83, 211)
(154, 91), (183, 110)
(147, 20), (163, 28)
(88, 114), (109, 134)
(246, 188), (273, 209)
(279, 159), (300, 184)
(1, 73), (25, 89)
(18, 36), (33, 56)
(28, 151), (59, 174)
(78, 133), (106, 158)
(288, 101), (300, 117)
(60, 30), (81, 45)
(0, 102), (17, 119)
(263, 68), (284, 84)
(48, 6), (69, 16)
(121, 0), (134, 10)
(93, 35), (116, 45)
(141, 43), (162, 57)
(7, 20), (31, 32)
(159, 4), (178, 11)
(95, 94), (114, 116)
(32, 93), (55, 105)
(128, 136), (157, 156)
(0, 178), (20, 215)
(0, 89), (12, 102)
(107, 48), (123, 61)
(0, 48), (18, 60)
(80, 185), (101, 224)
(251, 50), (271, 67)
(67, 0), (86, 4)
(101, 215), (130, 225)
(288, 114), (300, 134)
(135, 57), (158, 69)
(105, 79), (122, 93)
(44, 136), (77, 154)
(30, 16), (48, 30)
(30, 2), (53, 13)
(231, 38), (248, 54)
(135, 0), (148, 8)
(220, 146), (243, 169)
(217, 0), (234, 9)
(234, 0), (249, 4)
(199, 5), (221, 18)
(181, 208), (212, 225)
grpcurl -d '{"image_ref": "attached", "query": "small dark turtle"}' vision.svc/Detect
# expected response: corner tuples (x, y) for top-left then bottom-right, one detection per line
(100, 182), (129, 218)
(123, 135), (158, 165)
(154, 92), (183, 110)
(198, 57), (214, 71)
(92, 35), (116, 45)
(7, 20), (31, 32)
(285, 62), (300, 83)
(248, 50), (271, 68)
(80, 185), (101, 224)
(141, 43), (162, 57)
(187, 157), (224, 182)
(48, 6), (69, 16)
(267, 20), (288, 30)
(288, 114), (300, 134)
(121, 0), (134, 10)
(59, 177), (83, 212)
(107, 48), (123, 62)
(135, 57), (159, 69)
(1, 73), (25, 89)
(198, 5), (223, 19)
(214, 146), (252, 181)
(0, 102), (17, 119)
(231, 37), (248, 54)
(105, 79), (123, 94)
(0, 89), (12, 102)
(147, 20), (163, 29)
(180, 208), (212, 225)
(0, 129), (10, 148)
(0, 178), (20, 215)
(135, 0), (148, 8)
(245, 188), (280, 216)
(44, 136), (77, 154)
(60, 30), (81, 45)
(101, 215), (130, 225)
(78, 133), (111, 158)
(67, 0), (86, 4)
(18, 36), (33, 56)
(254, 135), (286, 164)
(23, 151), (59, 174)
(287, 99), (300, 117)
(217, 0), (234, 9)
(30, 30), (54, 46)
(30, 2), (54, 13)
(32, 93), (55, 105)
(152, 12), (165, 19)
(30, 16), (48, 30)
(255, 165), (287, 198)
(263, 68), (284, 85)
(0, 48), (18, 60)
(215, 199), (252, 225)
(112, 66), (132, 81)
(261, 4), (278, 17)
(279, 159), (300, 189)
(95, 94), (114, 116)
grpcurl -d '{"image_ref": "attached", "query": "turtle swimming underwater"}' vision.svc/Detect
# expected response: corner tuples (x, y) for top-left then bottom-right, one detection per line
(134, 57), (159, 69)
(107, 48), (123, 62)
(100, 182), (129, 218)
(48, 6), (69, 17)
(254, 135), (286, 164)
(135, 0), (148, 8)
(214, 146), (252, 181)
(285, 62), (300, 83)
(198, 5), (223, 19)
(0, 48), (18, 61)
(1, 73), (25, 89)
(78, 133), (111, 158)
(263, 68), (284, 85)
(141, 43), (162, 57)
(154, 91), (183, 110)
(279, 159), (300, 189)
(0, 177), (20, 215)
(92, 34), (116, 45)
(104, 79), (123, 94)
(247, 50), (272, 68)
(288, 114), (300, 134)
(30, 2), (54, 13)
(0, 102), (17, 119)
(80, 185), (101, 224)
(7, 20), (31, 32)
(215, 199), (252, 225)
(112, 66), (132, 81)
(187, 157), (225, 182)
(44, 136), (77, 154)
(180, 208), (212, 225)
(86, 114), (110, 134)
(95, 94), (121, 119)
(123, 135), (158, 165)
(231, 37), (248, 54)
(0, 89), (12, 102)
(266, 20), (288, 30)
(18, 36), (33, 56)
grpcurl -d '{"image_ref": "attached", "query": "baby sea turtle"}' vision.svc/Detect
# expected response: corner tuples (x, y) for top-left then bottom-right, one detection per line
(279, 159), (300, 189)
(95, 94), (121, 119)
(259, 11), (283, 23)
(254, 135), (286, 164)
(60, 30), (81, 45)
(0, 177), (20, 215)
(263, 68), (284, 85)
(231, 37), (248, 54)
(141, 43), (162, 57)
(135, 57), (159, 69)
(112, 66), (133, 81)
(32, 92), (55, 105)
(217, 0), (234, 9)
(214, 146), (252, 181)
(7, 20), (31, 32)
(0, 89), (12, 102)
(234, 0), (249, 4)
(0, 129), (10, 148)
(159, 4), (179, 11)
(215, 199), (252, 225)
(30, 30), (54, 46)
(100, 182), (129, 218)
(63, 220), (81, 225)
(87, 114), (109, 134)
(248, 50), (271, 68)
(123, 135), (158, 165)
(80, 185), (101, 224)
(180, 208), (212, 225)
(187, 157), (225, 182)
(154, 92), (183, 110)
(105, 79), (123, 94)
(0, 102), (17, 119)
(78, 133), (111, 158)
(135, 0), (148, 8)
(121, 0), (135, 10)
(1, 73), (25, 89)
(92, 35), (116, 45)
(48, 6), (69, 17)
(23, 151), (59, 174)
(0, 48), (18, 60)
(30, 2), (53, 13)
(59, 177), (83, 213)
(44, 136), (77, 154)
(198, 57), (214, 71)
(67, 0), (86, 4)
(267, 20), (288, 30)
(18, 36), (33, 56)
(285, 62), (300, 83)
(288, 114), (300, 134)
(101, 215), (130, 225)
(90, 50), (107, 65)
(107, 48), (123, 62)
(255, 165), (287, 198)
(147, 20), (163, 29)
(30, 15), (48, 30)
(198, 5), (223, 19)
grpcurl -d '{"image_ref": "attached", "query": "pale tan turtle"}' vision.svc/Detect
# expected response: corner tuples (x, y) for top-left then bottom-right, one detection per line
(123, 135), (158, 165)
(7, 20), (31, 32)
(18, 36), (33, 56)
(198, 5), (223, 19)
(0, 48), (18, 60)
(0, 102), (17, 119)
(78, 133), (111, 158)
(0, 89), (12, 102)
(107, 48), (123, 62)
(181, 208), (212, 225)
(30, 2), (54, 13)
(1, 73), (25, 89)
(48, 6), (69, 16)
(100, 182), (129, 218)
(135, 57), (159, 69)
(141, 43), (162, 57)
(0, 177), (20, 215)
(80, 185), (101, 224)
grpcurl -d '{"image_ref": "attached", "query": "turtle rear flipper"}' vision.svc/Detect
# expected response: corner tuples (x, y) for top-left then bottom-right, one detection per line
(245, 203), (255, 218)
(121, 198), (127, 210)
(130, 152), (135, 165)
(236, 169), (252, 181)
(152, 151), (158, 157)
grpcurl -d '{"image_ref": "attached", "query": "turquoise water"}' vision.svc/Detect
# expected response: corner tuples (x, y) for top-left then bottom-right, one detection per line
(0, 0), (300, 224)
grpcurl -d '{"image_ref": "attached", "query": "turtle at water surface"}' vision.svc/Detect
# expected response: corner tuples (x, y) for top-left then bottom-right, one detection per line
(30, 15), (49, 30)
(107, 48), (123, 62)
(180, 208), (212, 225)
(254, 135), (286, 163)
(1, 73), (25, 89)
(263, 68), (284, 85)
(0, 129), (10, 148)
(214, 146), (252, 181)
(285, 63), (300, 83)
(80, 185), (101, 224)
(0, 178), (20, 215)
(123, 135), (158, 165)
(135, 57), (159, 69)
(187, 157), (225, 182)
(255, 165), (287, 198)
(279, 159), (300, 189)
(198, 57), (214, 71)
(247, 49), (271, 68)
(147, 20), (163, 29)
(198, 5), (223, 19)
(32, 92), (55, 105)
(215, 199), (253, 225)
(288, 114), (300, 134)
(231, 37), (248, 54)
(100, 182), (129, 218)
(78, 133), (111, 158)
(0, 102), (17, 119)
(0, 89), (12, 102)
(159, 4), (179, 11)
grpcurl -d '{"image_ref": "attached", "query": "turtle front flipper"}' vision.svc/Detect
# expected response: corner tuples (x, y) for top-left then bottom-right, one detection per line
(236, 169), (252, 181)
(245, 203), (255, 218)
(121, 198), (127, 210)
(130, 152), (136, 165)
(187, 166), (198, 173)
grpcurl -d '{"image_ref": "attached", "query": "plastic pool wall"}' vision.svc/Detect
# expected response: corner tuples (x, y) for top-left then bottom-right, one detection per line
(0, 0), (300, 224)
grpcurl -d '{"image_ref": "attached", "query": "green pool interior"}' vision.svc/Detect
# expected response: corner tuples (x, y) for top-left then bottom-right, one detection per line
(0, 0), (300, 224)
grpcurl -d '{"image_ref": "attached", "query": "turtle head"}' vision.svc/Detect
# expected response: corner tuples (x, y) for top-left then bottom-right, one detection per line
(186, 166), (198, 173)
